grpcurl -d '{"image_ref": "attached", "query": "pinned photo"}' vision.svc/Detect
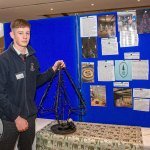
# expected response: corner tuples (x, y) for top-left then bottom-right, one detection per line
(82, 37), (97, 58)
(117, 11), (137, 32)
(114, 88), (132, 107)
(90, 85), (106, 107)
(98, 15), (116, 38)
(82, 62), (94, 83)
(136, 9), (150, 34)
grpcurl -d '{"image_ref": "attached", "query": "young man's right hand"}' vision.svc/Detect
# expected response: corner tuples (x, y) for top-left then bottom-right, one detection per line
(52, 60), (65, 72)
(15, 116), (28, 132)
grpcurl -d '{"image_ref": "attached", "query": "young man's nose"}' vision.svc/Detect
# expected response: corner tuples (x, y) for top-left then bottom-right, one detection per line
(23, 34), (28, 38)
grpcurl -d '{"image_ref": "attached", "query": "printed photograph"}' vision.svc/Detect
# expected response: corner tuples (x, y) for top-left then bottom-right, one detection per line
(113, 88), (132, 107)
(90, 85), (106, 106)
(82, 37), (97, 58)
(117, 11), (137, 32)
(136, 9), (150, 34)
(98, 15), (116, 38)
(82, 62), (94, 83)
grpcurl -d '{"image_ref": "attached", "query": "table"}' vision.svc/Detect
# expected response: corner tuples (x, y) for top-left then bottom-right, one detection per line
(36, 119), (150, 150)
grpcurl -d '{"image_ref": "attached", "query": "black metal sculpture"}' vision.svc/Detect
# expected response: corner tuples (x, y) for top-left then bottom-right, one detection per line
(38, 67), (86, 134)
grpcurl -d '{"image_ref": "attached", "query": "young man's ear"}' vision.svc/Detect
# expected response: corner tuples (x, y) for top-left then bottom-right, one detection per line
(10, 31), (14, 39)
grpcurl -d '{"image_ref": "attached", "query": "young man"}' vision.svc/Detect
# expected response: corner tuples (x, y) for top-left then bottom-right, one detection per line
(0, 19), (65, 150)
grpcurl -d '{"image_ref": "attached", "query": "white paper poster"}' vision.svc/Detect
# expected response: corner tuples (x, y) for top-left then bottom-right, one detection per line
(120, 31), (139, 47)
(80, 16), (97, 37)
(124, 52), (140, 60)
(133, 88), (150, 98)
(113, 82), (129, 87)
(98, 60), (115, 81)
(132, 60), (149, 80)
(134, 98), (150, 112)
(101, 38), (118, 55)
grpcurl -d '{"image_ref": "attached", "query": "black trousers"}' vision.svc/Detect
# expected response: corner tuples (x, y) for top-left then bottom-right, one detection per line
(0, 115), (36, 150)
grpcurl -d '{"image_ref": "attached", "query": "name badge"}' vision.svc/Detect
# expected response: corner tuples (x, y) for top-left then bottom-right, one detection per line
(16, 73), (24, 80)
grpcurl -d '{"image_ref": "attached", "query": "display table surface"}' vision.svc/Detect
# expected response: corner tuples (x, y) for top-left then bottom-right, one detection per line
(36, 118), (150, 150)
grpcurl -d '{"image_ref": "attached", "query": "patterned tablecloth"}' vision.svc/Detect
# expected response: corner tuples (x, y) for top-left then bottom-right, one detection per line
(36, 121), (143, 150)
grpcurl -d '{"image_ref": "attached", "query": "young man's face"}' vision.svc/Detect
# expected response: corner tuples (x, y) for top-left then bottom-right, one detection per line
(10, 27), (30, 49)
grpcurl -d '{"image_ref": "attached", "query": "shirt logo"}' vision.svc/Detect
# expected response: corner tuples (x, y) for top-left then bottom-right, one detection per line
(30, 63), (35, 71)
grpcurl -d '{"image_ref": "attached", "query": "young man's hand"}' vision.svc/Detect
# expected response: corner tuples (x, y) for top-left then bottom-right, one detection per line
(52, 60), (66, 72)
(15, 116), (28, 132)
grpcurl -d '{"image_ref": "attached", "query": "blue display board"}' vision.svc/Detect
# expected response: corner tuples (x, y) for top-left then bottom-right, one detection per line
(78, 11), (150, 127)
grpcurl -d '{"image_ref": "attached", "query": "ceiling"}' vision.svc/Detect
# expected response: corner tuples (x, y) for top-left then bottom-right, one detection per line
(0, 0), (149, 23)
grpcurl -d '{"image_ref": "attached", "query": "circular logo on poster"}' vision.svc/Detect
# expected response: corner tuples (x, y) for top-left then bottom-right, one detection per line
(119, 62), (128, 78)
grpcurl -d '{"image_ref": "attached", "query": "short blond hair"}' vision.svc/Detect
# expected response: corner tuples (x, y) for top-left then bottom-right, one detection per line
(10, 19), (31, 30)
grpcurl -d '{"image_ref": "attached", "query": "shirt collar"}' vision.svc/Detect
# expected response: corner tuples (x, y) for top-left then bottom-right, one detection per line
(13, 45), (29, 56)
